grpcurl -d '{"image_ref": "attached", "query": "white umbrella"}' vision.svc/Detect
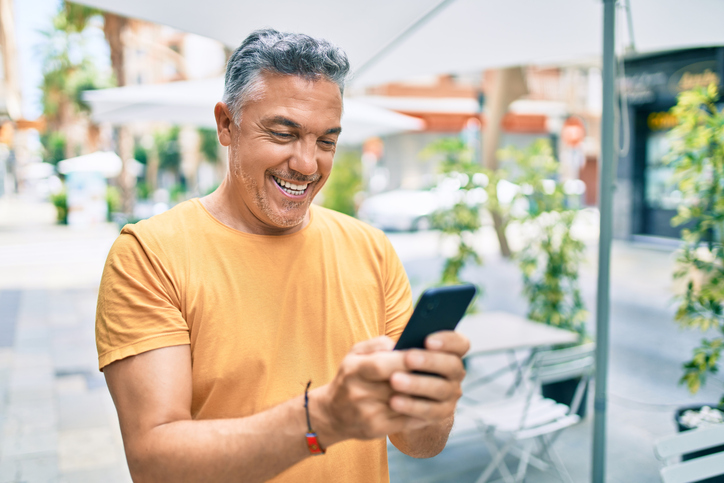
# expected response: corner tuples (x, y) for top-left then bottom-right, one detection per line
(70, 0), (724, 86)
(82, 77), (424, 145)
(57, 151), (143, 178)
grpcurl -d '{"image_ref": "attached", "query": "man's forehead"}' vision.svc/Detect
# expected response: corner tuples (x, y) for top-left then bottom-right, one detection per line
(249, 75), (342, 131)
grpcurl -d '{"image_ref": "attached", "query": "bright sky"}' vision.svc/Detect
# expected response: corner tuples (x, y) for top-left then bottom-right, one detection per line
(14, 0), (110, 120)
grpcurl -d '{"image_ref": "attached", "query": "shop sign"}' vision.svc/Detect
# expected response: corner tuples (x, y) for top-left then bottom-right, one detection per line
(621, 58), (721, 105)
(619, 72), (668, 104)
(647, 111), (678, 131)
(667, 61), (719, 94)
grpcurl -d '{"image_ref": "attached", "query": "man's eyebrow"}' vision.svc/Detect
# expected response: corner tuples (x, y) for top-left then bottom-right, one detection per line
(263, 116), (341, 136)
(264, 116), (302, 129)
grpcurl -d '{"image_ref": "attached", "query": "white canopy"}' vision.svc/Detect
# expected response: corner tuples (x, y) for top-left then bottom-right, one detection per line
(71, 0), (724, 86)
(82, 77), (425, 145)
(57, 151), (143, 178)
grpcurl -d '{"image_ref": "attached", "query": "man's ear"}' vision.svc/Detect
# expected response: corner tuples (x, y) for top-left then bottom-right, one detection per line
(214, 102), (233, 147)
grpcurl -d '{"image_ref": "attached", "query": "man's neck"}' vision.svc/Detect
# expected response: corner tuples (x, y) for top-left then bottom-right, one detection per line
(199, 178), (310, 236)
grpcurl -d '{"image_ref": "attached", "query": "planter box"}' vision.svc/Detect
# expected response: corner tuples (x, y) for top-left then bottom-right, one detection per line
(541, 376), (588, 419)
(674, 405), (724, 483)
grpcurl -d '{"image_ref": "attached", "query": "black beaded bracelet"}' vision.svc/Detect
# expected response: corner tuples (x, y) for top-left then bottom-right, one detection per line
(304, 380), (325, 455)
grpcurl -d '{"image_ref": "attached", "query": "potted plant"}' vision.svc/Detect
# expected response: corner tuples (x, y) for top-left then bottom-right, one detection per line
(499, 140), (590, 417)
(423, 138), (488, 288)
(667, 84), (724, 474)
(50, 188), (68, 225)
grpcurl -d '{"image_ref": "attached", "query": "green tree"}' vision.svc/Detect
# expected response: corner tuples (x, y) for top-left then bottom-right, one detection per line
(667, 84), (724, 401)
(199, 128), (220, 164)
(499, 140), (588, 340)
(156, 126), (182, 173)
(321, 151), (362, 217)
(38, 2), (108, 159)
(422, 138), (487, 286)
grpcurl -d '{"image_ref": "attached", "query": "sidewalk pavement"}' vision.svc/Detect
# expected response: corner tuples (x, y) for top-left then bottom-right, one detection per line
(0, 198), (719, 482)
(0, 198), (129, 483)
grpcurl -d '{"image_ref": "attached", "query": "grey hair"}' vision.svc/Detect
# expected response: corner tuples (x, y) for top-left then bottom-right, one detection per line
(222, 29), (350, 124)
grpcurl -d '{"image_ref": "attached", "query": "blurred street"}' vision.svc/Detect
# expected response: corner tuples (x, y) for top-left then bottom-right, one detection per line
(0, 198), (721, 482)
(0, 197), (128, 483)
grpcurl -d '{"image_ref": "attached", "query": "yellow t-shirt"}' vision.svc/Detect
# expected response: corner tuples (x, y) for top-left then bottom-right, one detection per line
(95, 199), (413, 482)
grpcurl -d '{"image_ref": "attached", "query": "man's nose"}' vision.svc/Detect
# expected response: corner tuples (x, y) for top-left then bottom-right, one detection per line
(289, 138), (318, 176)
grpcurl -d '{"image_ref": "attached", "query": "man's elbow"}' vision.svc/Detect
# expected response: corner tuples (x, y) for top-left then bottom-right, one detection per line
(389, 432), (449, 459)
(125, 446), (158, 483)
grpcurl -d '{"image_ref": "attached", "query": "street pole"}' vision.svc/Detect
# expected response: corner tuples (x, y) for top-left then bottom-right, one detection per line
(593, 0), (616, 482)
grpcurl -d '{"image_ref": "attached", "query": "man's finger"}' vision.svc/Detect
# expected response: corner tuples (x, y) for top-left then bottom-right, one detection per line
(354, 351), (407, 381)
(389, 394), (453, 422)
(351, 336), (395, 355)
(425, 331), (470, 357)
(389, 372), (454, 402)
(403, 349), (466, 381)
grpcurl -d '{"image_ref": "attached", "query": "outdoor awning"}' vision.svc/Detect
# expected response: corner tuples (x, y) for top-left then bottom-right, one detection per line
(71, 0), (724, 87)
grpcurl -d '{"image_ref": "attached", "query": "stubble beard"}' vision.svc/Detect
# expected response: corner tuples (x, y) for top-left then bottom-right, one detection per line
(239, 169), (312, 228)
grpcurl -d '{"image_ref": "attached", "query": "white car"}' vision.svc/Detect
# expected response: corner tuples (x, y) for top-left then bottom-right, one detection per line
(358, 189), (470, 232)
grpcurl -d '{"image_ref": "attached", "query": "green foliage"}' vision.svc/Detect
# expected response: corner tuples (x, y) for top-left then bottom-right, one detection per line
(499, 140), (588, 341)
(155, 127), (181, 172)
(321, 151), (362, 217)
(169, 183), (187, 203)
(422, 138), (486, 287)
(39, 3), (110, 124)
(667, 84), (724, 402)
(199, 128), (220, 164)
(133, 143), (148, 165)
(106, 186), (121, 221)
(135, 181), (151, 201)
(41, 132), (67, 165)
(50, 190), (68, 225)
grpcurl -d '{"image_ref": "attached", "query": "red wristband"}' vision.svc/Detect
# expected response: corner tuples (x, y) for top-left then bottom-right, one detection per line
(305, 432), (325, 455)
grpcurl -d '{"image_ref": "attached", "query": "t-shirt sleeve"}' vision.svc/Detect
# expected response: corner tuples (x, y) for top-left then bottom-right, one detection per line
(95, 229), (190, 371)
(382, 235), (413, 342)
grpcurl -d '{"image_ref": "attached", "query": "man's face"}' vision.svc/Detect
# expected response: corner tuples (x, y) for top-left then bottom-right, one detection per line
(219, 73), (342, 234)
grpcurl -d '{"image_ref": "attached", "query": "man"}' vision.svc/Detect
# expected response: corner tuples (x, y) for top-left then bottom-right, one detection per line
(96, 29), (469, 483)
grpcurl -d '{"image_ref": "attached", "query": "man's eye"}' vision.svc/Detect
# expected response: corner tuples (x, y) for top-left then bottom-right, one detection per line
(319, 139), (336, 148)
(272, 132), (293, 139)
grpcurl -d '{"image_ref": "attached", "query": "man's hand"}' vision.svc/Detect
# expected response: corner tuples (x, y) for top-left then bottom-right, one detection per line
(390, 331), (469, 424)
(389, 331), (470, 458)
(311, 331), (469, 453)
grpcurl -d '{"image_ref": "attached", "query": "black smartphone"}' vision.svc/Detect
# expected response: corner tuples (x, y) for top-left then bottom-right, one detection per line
(394, 284), (477, 351)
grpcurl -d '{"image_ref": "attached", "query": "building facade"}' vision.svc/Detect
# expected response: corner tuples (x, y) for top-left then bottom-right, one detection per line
(616, 47), (724, 239)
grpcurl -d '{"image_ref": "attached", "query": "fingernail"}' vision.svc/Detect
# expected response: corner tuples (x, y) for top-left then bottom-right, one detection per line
(427, 338), (443, 350)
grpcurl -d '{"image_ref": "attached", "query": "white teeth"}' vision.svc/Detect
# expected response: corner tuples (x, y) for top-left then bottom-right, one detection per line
(274, 176), (309, 194)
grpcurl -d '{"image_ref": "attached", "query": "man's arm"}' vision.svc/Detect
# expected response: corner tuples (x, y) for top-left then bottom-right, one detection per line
(105, 336), (459, 483)
(105, 345), (318, 483)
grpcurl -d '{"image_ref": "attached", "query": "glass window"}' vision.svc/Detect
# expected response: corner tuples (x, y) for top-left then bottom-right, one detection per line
(645, 131), (682, 210)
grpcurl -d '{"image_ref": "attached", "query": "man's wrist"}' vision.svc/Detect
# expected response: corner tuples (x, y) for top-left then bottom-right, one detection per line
(305, 385), (344, 449)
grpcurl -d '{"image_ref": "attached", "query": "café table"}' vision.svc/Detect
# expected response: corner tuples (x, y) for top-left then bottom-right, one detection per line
(456, 311), (579, 391)
(457, 310), (579, 356)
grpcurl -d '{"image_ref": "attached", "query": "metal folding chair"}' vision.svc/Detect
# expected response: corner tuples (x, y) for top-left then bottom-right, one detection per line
(459, 342), (595, 483)
(654, 424), (724, 483)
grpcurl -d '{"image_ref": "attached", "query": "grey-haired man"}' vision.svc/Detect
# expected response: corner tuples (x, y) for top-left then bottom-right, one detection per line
(96, 29), (469, 483)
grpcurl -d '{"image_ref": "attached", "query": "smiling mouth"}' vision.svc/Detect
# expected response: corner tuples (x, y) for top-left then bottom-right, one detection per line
(272, 175), (310, 196)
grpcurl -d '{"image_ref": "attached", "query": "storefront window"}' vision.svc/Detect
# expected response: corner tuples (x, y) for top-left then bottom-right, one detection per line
(645, 131), (682, 210)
